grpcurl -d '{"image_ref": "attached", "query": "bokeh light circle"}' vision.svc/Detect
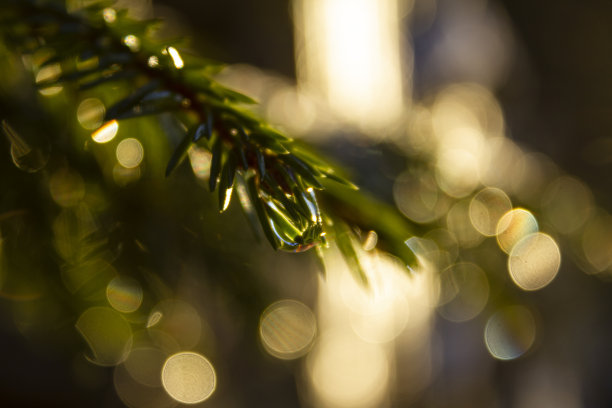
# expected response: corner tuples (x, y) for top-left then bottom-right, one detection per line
(116, 138), (144, 168)
(162, 351), (216, 404)
(485, 305), (536, 360)
(508, 233), (561, 291)
(106, 276), (144, 313)
(469, 187), (512, 236)
(496, 208), (539, 253)
(259, 299), (317, 360)
(77, 98), (105, 130)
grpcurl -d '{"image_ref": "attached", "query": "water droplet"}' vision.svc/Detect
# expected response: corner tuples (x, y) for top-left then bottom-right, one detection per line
(2, 120), (49, 173)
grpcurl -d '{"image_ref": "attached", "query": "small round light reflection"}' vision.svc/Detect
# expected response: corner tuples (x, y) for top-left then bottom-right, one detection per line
(106, 276), (144, 313)
(469, 187), (512, 236)
(485, 306), (536, 360)
(259, 299), (317, 360)
(102, 8), (116, 23)
(496, 208), (538, 254)
(116, 138), (144, 168)
(123, 35), (141, 52)
(508, 233), (561, 291)
(162, 352), (216, 404)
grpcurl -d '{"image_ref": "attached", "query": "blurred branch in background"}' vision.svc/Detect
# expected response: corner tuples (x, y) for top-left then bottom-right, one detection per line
(1, 0), (612, 407)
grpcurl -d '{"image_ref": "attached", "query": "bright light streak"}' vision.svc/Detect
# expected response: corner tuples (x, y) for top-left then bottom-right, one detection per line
(92, 120), (119, 144)
(167, 47), (184, 69)
(296, 0), (405, 131)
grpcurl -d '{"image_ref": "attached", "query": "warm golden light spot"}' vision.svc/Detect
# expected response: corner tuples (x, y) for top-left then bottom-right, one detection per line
(437, 263), (489, 322)
(479, 137), (526, 193)
(123, 35), (141, 52)
(542, 176), (593, 235)
(49, 168), (86, 207)
(435, 126), (485, 198)
(35, 63), (63, 96)
(221, 187), (233, 212)
(75, 307), (133, 366)
(106, 276), (144, 313)
(259, 299), (317, 360)
(362, 230), (378, 251)
(295, 0), (404, 131)
(469, 187), (512, 236)
(496, 208), (538, 254)
(188, 145), (212, 181)
(102, 7), (116, 23)
(431, 83), (504, 139)
(338, 252), (412, 343)
(265, 87), (316, 135)
(162, 352), (216, 404)
(147, 55), (159, 68)
(508, 233), (561, 291)
(116, 138), (144, 168)
(92, 120), (119, 144)
(307, 332), (389, 408)
(148, 300), (202, 348)
(77, 98), (105, 130)
(485, 305), (536, 360)
(167, 46), (184, 69)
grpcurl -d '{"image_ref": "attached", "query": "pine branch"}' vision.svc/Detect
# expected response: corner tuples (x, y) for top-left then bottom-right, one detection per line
(0, 0), (418, 279)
